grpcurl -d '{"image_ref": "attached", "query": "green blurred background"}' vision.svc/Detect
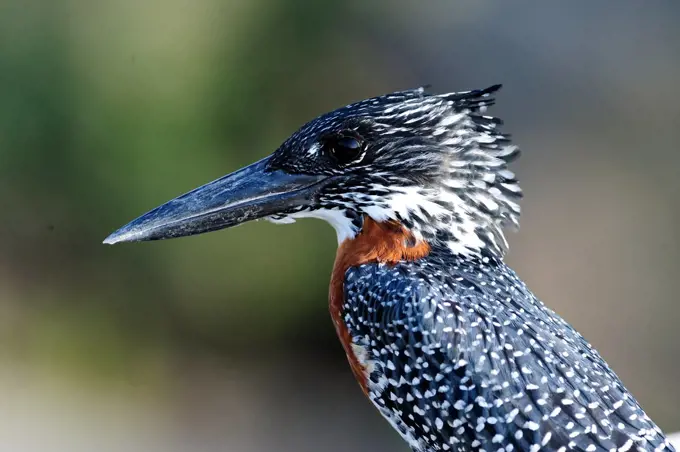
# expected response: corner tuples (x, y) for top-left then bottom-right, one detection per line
(1, 1), (679, 451)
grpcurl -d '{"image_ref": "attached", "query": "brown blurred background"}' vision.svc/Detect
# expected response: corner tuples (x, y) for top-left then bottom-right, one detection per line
(0, 1), (678, 451)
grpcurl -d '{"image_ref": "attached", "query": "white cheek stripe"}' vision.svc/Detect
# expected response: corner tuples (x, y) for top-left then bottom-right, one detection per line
(268, 209), (357, 244)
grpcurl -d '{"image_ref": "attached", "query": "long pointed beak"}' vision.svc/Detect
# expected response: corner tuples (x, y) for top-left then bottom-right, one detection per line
(103, 156), (326, 244)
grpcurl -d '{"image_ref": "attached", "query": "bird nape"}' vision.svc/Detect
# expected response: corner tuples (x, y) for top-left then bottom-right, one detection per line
(104, 85), (675, 452)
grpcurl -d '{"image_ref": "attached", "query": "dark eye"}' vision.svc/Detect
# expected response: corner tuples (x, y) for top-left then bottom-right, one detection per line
(325, 134), (365, 166)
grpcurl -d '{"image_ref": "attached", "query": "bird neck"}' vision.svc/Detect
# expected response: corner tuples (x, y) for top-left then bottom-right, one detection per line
(329, 216), (430, 322)
(328, 216), (430, 395)
(329, 217), (430, 314)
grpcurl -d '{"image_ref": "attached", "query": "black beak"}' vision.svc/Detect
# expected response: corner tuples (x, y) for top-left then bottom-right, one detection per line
(103, 156), (327, 244)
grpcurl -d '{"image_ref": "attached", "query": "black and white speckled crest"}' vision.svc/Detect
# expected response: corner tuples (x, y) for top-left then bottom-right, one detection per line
(267, 85), (521, 256)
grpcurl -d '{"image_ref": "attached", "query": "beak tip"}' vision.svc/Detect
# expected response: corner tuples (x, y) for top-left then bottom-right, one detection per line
(102, 234), (119, 245)
(102, 227), (140, 245)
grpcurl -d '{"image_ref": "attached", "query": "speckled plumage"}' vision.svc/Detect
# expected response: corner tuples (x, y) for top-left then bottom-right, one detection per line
(286, 86), (674, 451)
(105, 84), (676, 452)
(343, 243), (672, 451)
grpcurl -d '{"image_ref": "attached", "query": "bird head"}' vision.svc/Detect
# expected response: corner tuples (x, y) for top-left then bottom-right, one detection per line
(104, 85), (522, 257)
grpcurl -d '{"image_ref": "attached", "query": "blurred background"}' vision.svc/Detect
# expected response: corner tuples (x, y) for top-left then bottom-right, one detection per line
(1, 1), (679, 451)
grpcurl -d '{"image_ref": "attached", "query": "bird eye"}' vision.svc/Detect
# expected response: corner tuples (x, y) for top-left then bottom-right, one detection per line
(325, 134), (365, 166)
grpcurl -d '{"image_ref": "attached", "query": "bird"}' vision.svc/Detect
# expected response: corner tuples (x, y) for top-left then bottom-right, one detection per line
(104, 84), (675, 452)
